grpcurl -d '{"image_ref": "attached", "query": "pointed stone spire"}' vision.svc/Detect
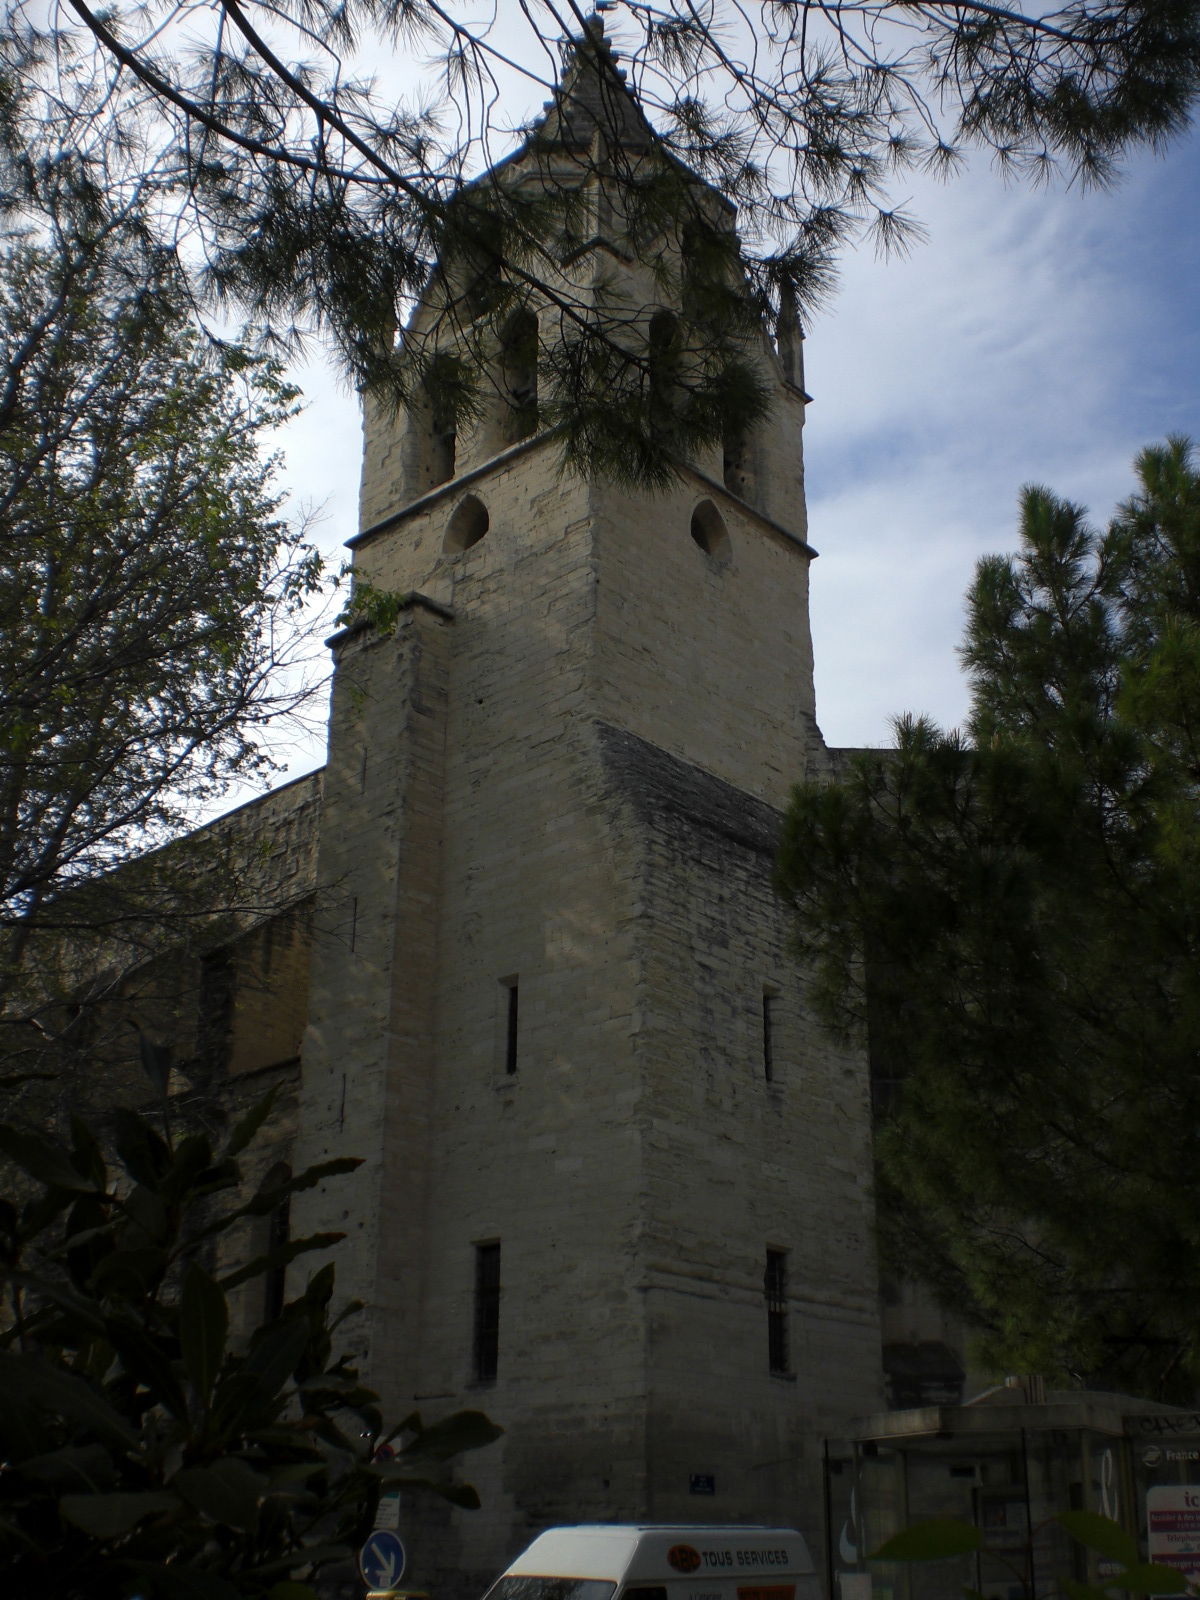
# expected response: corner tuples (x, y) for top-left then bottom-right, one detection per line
(533, 10), (654, 154)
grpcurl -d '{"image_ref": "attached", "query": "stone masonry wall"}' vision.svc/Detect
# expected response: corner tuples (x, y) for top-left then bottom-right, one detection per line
(598, 724), (881, 1570)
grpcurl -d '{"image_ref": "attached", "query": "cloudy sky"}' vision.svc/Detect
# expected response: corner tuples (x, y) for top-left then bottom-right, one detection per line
(802, 128), (1200, 749)
(266, 43), (1200, 766)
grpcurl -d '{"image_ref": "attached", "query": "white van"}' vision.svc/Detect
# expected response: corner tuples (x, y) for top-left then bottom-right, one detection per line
(481, 1525), (822, 1600)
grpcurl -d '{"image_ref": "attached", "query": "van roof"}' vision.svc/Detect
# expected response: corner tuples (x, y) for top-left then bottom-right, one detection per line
(502, 1526), (814, 1582)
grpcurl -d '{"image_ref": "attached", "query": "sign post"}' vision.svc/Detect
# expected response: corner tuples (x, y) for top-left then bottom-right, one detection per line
(359, 1529), (407, 1594)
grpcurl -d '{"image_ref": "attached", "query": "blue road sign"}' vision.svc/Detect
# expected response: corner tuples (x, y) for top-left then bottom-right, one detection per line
(359, 1529), (407, 1591)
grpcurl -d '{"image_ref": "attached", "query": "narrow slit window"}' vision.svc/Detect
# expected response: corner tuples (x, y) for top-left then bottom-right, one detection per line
(503, 978), (519, 1075)
(764, 985), (774, 1088)
(765, 1248), (790, 1375)
(473, 1240), (501, 1382)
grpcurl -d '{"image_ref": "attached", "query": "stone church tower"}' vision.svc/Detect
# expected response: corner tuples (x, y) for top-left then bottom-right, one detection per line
(293, 20), (882, 1594)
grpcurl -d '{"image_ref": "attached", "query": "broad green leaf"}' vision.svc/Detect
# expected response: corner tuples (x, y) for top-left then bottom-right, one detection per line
(266, 1584), (321, 1600)
(244, 1157), (362, 1216)
(219, 1231), (344, 1293)
(869, 1518), (982, 1561)
(60, 1488), (177, 1537)
(1104, 1563), (1188, 1594)
(393, 1408), (504, 1463)
(0, 1070), (56, 1090)
(66, 1194), (116, 1289)
(0, 1123), (98, 1193)
(427, 1478), (481, 1509)
(267, 1461), (325, 1489)
(224, 1085), (281, 1158)
(90, 1244), (168, 1298)
(300, 1262), (336, 1311)
(242, 1313), (312, 1388)
(20, 1184), (77, 1237)
(104, 1315), (189, 1421)
(181, 1262), (228, 1405)
(121, 1183), (169, 1245)
(0, 1384), (46, 1459)
(111, 1106), (172, 1186)
(124, 1561), (242, 1600)
(161, 1133), (216, 1204)
(371, 1472), (482, 1509)
(135, 1025), (173, 1099)
(213, 1315), (309, 1429)
(15, 1442), (115, 1489)
(1057, 1512), (1139, 1569)
(251, 1543), (356, 1581)
(173, 1457), (264, 1529)
(5, 1268), (107, 1334)
(1060, 1581), (1108, 1600)
(0, 1351), (137, 1450)
(69, 1117), (107, 1189)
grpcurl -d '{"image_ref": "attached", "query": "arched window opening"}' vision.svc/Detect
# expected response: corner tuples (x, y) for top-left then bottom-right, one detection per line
(430, 393), (457, 486)
(444, 494), (490, 554)
(460, 253), (503, 324)
(647, 310), (681, 405)
(502, 310), (539, 443)
(690, 498), (731, 566)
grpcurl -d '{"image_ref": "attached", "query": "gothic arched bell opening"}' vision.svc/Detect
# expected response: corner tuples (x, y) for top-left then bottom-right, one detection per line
(501, 309), (539, 445)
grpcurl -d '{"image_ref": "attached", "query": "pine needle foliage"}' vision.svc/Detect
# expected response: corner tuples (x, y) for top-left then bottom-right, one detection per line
(2, 0), (1198, 483)
(777, 438), (1200, 1400)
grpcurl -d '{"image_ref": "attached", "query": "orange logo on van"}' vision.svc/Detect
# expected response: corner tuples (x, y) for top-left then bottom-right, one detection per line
(668, 1546), (701, 1574)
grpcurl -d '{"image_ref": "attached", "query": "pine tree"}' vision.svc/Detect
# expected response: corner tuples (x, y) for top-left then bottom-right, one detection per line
(777, 438), (1200, 1400)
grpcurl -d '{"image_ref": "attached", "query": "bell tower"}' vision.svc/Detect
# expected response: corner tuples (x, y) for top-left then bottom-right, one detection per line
(295, 19), (881, 1594)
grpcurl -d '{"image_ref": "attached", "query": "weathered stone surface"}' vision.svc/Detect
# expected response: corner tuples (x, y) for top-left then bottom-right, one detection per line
(298, 214), (884, 1588)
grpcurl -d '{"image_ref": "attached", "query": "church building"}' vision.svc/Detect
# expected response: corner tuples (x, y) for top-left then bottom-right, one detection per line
(283, 23), (886, 1591)
(34, 19), (969, 1596)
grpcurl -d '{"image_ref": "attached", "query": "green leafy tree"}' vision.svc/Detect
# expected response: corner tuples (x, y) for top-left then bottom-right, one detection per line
(0, 1048), (501, 1600)
(872, 1510), (1189, 1597)
(3, 0), (1198, 482)
(777, 437), (1200, 1399)
(0, 205), (327, 1018)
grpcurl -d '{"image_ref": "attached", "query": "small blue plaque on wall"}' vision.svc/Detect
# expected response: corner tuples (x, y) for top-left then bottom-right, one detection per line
(689, 1474), (716, 1495)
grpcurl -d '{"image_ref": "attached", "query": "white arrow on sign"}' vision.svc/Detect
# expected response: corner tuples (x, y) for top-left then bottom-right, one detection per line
(360, 1529), (407, 1590)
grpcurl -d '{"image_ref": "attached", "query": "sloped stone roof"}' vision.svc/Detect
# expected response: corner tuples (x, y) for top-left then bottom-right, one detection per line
(531, 13), (655, 154)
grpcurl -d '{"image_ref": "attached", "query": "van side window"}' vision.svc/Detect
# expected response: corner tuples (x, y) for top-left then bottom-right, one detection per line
(625, 1589), (668, 1600)
(488, 1582), (617, 1600)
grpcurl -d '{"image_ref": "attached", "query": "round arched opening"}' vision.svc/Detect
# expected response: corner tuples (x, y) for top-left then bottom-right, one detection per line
(690, 498), (731, 565)
(444, 494), (490, 554)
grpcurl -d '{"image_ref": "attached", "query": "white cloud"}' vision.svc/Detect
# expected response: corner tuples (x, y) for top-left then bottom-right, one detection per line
(806, 132), (1200, 747)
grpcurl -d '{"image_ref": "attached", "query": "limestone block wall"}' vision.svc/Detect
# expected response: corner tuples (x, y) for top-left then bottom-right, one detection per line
(599, 725), (881, 1567)
(323, 272), (880, 1599)
(345, 462), (653, 1593)
(592, 473), (821, 809)
(292, 599), (452, 1392)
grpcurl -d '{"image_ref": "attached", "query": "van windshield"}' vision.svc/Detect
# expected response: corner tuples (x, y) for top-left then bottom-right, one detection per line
(486, 1580), (616, 1600)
